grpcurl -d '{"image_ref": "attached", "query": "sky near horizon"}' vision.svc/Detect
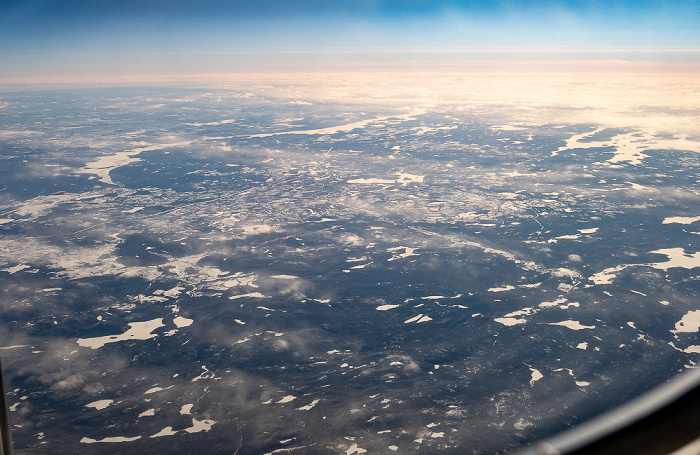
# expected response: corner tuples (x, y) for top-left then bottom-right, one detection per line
(1, 0), (700, 79)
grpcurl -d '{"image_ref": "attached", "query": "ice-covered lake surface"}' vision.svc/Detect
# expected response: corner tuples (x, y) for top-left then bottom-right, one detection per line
(0, 73), (699, 454)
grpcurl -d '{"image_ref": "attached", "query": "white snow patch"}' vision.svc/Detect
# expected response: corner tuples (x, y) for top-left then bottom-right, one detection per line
(173, 316), (193, 328)
(549, 234), (581, 242)
(488, 285), (515, 292)
(229, 292), (269, 299)
(539, 296), (568, 308)
(0, 345), (29, 350)
(495, 317), (527, 326)
(404, 314), (432, 324)
(161, 286), (184, 298)
(376, 304), (400, 311)
(649, 248), (700, 271)
(578, 228), (599, 234)
(184, 418), (216, 433)
(277, 395), (297, 404)
(144, 385), (174, 394)
(81, 436), (141, 443)
(548, 320), (595, 330)
(86, 400), (113, 410)
(553, 129), (700, 165)
(79, 152), (140, 185)
(590, 265), (629, 285)
(77, 318), (164, 349)
(674, 344), (700, 354)
(79, 140), (193, 184)
(150, 427), (178, 438)
(529, 368), (543, 386)
(138, 408), (155, 418)
(663, 216), (700, 225)
(297, 399), (320, 411)
(192, 365), (219, 382)
(671, 310), (700, 335)
(346, 443), (368, 455)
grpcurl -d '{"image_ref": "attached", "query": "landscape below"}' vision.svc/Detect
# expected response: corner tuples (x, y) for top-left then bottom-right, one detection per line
(0, 72), (699, 454)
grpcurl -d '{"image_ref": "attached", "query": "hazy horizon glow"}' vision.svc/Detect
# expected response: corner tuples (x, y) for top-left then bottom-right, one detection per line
(1, 0), (699, 85)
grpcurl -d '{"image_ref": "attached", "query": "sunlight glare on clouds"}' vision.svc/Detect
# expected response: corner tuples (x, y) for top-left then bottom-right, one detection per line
(0, 0), (699, 82)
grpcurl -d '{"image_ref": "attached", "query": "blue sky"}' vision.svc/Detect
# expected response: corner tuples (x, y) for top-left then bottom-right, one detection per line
(1, 0), (699, 78)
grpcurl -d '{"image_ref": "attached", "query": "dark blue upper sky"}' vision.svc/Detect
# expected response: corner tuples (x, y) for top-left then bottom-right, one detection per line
(1, 0), (699, 78)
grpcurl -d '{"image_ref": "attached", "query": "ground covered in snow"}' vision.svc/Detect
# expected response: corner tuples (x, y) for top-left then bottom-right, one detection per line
(0, 73), (699, 454)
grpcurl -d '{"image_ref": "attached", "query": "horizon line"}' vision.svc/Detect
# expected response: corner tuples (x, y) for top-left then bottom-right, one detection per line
(2, 59), (700, 92)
